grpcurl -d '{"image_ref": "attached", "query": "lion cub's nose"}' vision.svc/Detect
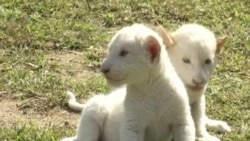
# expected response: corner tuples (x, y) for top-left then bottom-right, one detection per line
(101, 68), (110, 74)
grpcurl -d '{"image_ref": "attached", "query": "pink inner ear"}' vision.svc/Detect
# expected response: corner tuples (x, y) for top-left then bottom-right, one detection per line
(147, 36), (160, 62)
(150, 43), (159, 60)
(150, 44), (159, 60)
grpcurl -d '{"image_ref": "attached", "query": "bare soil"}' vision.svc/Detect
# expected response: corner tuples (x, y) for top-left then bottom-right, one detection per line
(0, 51), (93, 129)
(0, 98), (81, 129)
(45, 50), (97, 82)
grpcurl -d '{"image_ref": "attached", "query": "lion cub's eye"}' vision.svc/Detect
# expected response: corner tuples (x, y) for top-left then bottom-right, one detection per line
(205, 59), (211, 64)
(182, 58), (191, 64)
(120, 50), (128, 57)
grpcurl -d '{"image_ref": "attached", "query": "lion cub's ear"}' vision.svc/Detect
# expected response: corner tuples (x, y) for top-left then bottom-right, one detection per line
(155, 25), (175, 48)
(146, 35), (161, 63)
(216, 36), (228, 54)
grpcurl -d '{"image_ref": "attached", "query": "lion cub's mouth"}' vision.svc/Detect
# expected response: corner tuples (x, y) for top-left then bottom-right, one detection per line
(105, 76), (122, 82)
(186, 85), (204, 91)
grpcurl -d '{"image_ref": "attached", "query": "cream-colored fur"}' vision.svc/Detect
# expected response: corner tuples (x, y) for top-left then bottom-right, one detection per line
(62, 87), (126, 141)
(62, 23), (230, 141)
(61, 23), (195, 141)
(155, 23), (230, 141)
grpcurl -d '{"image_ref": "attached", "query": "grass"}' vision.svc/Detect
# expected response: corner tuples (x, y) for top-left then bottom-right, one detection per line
(0, 0), (249, 140)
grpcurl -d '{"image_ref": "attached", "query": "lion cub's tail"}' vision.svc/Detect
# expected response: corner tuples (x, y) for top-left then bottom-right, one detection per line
(66, 91), (85, 112)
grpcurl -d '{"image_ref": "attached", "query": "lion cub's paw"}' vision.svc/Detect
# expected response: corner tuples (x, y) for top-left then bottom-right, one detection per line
(196, 135), (220, 141)
(207, 120), (231, 133)
(213, 121), (231, 133)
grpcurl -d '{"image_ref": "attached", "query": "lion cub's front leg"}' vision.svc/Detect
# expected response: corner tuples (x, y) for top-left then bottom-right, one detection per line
(191, 95), (220, 141)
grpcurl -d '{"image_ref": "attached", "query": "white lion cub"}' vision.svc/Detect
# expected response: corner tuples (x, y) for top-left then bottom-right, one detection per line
(156, 24), (230, 141)
(64, 23), (231, 141)
(61, 23), (195, 141)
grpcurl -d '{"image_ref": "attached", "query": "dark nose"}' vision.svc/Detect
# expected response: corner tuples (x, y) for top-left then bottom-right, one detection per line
(192, 79), (204, 85)
(101, 68), (110, 74)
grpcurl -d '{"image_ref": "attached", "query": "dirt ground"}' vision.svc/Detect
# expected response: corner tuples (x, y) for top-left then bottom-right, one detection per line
(0, 51), (93, 129)
(0, 98), (81, 129)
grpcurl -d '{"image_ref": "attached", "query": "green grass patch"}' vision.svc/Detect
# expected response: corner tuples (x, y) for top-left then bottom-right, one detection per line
(0, 122), (73, 141)
(0, 0), (249, 140)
